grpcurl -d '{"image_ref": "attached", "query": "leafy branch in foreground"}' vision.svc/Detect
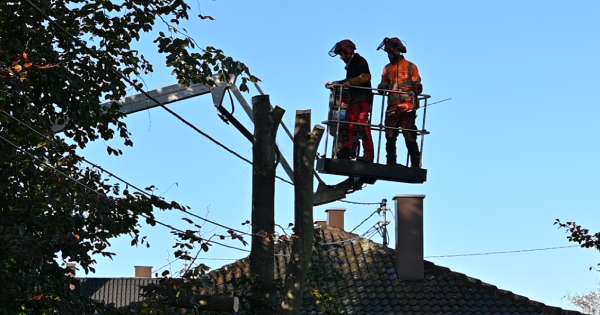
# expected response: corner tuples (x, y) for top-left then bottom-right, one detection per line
(556, 219), (600, 270)
(1, 0), (255, 313)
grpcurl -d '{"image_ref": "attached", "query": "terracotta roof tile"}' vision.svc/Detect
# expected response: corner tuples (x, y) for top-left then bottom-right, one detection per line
(81, 225), (583, 314)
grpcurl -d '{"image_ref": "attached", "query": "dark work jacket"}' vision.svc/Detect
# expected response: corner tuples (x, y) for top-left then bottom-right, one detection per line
(344, 53), (372, 103)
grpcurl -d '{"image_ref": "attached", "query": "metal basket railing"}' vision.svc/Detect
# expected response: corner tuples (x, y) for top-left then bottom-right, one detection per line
(322, 84), (431, 166)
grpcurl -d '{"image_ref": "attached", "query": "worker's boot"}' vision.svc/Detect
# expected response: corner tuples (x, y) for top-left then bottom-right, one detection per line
(386, 156), (396, 165)
(386, 141), (397, 165)
(336, 148), (351, 160)
(410, 152), (422, 169)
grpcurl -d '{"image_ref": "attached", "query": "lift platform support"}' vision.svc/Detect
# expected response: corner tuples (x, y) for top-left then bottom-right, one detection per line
(51, 76), (297, 184)
(52, 78), (431, 205)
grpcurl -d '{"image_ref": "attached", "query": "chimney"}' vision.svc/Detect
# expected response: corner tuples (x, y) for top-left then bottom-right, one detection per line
(66, 262), (76, 277)
(134, 265), (152, 278)
(325, 208), (345, 230)
(393, 195), (425, 280)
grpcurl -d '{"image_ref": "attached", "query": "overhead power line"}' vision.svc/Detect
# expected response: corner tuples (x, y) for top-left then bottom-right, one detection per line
(319, 235), (579, 259)
(421, 97), (452, 109)
(0, 110), (258, 238)
(20, 0), (293, 186)
(424, 245), (578, 259)
(349, 209), (379, 234)
(0, 133), (250, 253)
(340, 199), (382, 206)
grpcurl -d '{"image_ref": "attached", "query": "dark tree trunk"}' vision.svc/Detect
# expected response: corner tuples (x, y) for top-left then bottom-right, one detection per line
(250, 95), (284, 315)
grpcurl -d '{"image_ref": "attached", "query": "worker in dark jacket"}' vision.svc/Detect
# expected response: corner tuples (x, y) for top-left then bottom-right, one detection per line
(326, 39), (374, 161)
(377, 37), (423, 168)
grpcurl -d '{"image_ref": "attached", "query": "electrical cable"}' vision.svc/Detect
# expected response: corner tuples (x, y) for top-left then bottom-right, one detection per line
(226, 89), (235, 116)
(20, 0), (293, 186)
(424, 245), (578, 259)
(349, 209), (379, 233)
(0, 133), (250, 253)
(420, 97), (451, 109)
(0, 110), (261, 238)
(340, 199), (382, 206)
(156, 256), (240, 273)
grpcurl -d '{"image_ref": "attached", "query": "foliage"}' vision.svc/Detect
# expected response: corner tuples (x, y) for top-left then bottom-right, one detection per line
(556, 219), (600, 270)
(136, 266), (214, 314)
(566, 286), (600, 315)
(0, 0), (253, 313)
(310, 289), (342, 315)
(137, 232), (346, 314)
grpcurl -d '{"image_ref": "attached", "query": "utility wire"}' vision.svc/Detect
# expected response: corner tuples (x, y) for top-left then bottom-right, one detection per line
(320, 221), (381, 246)
(424, 245), (578, 259)
(323, 200), (386, 244)
(340, 199), (382, 206)
(20, 0), (293, 186)
(0, 133), (250, 253)
(148, 215), (249, 252)
(0, 110), (259, 238)
(349, 209), (379, 233)
(319, 232), (579, 259)
(155, 256), (241, 274)
(421, 97), (452, 109)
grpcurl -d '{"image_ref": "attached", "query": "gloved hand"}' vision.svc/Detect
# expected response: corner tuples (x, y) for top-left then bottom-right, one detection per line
(414, 83), (423, 95)
(377, 82), (389, 94)
(397, 102), (415, 112)
(325, 80), (343, 89)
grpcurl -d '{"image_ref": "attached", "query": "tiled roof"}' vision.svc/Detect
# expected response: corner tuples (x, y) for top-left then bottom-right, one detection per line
(206, 226), (582, 315)
(80, 225), (583, 314)
(78, 277), (159, 308)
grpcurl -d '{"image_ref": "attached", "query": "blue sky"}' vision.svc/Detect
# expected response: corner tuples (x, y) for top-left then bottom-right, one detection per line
(79, 0), (600, 310)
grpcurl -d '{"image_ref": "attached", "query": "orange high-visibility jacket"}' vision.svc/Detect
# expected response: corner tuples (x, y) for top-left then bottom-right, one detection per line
(378, 58), (421, 111)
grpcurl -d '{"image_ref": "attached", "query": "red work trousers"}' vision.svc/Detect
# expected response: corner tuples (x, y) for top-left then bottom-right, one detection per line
(341, 100), (374, 161)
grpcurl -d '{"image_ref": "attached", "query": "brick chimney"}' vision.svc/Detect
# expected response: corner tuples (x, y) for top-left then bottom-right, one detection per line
(325, 208), (345, 230)
(134, 265), (152, 278)
(393, 195), (425, 280)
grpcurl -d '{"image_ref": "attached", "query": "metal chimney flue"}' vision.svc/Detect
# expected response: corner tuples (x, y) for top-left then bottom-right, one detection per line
(394, 195), (425, 280)
(134, 265), (152, 278)
(325, 208), (345, 230)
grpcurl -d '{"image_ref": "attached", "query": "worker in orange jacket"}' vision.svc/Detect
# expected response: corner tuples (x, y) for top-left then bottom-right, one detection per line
(326, 39), (374, 161)
(377, 37), (423, 168)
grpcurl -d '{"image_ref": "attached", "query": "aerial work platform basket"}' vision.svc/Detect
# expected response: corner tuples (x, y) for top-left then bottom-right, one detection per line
(316, 158), (426, 183)
(316, 85), (430, 184)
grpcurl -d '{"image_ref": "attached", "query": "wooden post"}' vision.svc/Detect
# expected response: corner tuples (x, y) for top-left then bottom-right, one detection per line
(250, 95), (284, 314)
(280, 110), (324, 314)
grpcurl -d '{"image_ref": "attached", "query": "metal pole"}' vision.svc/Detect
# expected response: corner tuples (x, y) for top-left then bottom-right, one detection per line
(324, 90), (332, 158)
(376, 94), (386, 164)
(320, 120), (424, 133)
(324, 123), (330, 158)
(382, 206), (389, 247)
(419, 97), (428, 162)
(333, 86), (343, 159)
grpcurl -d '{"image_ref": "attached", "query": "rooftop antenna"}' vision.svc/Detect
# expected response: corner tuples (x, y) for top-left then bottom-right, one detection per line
(376, 198), (391, 247)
